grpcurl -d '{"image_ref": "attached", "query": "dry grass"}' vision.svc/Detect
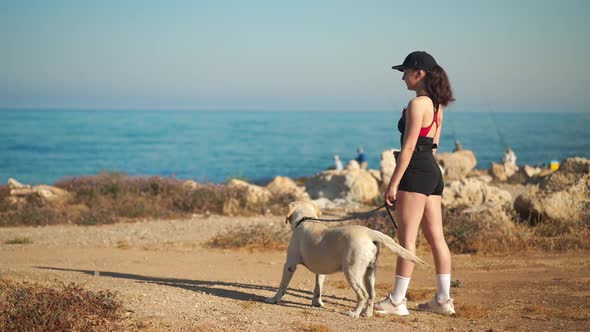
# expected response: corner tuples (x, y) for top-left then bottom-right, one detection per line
(0, 171), (297, 227)
(528, 217), (590, 251)
(355, 208), (530, 255)
(293, 322), (333, 332)
(116, 240), (131, 249)
(0, 279), (123, 331)
(354, 201), (590, 255)
(453, 303), (490, 320)
(239, 300), (258, 311)
(0, 189), (67, 227)
(191, 325), (216, 332)
(521, 304), (590, 322)
(354, 210), (398, 239)
(2, 171), (589, 256)
(441, 206), (537, 255)
(205, 203), (589, 255)
(4, 237), (33, 245)
(328, 280), (349, 289)
(205, 224), (290, 251)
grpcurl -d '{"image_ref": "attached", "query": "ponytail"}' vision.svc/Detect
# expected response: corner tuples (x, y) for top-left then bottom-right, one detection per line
(425, 65), (455, 108)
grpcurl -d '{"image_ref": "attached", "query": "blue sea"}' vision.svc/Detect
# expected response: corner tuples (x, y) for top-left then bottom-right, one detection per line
(1, 110), (589, 185)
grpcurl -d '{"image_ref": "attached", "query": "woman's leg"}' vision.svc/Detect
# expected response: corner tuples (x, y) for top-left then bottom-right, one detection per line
(395, 190), (428, 277)
(420, 194), (451, 274)
(391, 190), (426, 303)
(420, 194), (455, 312)
(375, 190), (426, 314)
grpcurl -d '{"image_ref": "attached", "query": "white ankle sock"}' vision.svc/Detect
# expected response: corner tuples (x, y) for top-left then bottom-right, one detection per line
(390, 275), (411, 304)
(436, 274), (451, 302)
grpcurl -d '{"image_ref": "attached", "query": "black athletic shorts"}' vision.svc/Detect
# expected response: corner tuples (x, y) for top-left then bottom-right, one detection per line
(397, 140), (444, 196)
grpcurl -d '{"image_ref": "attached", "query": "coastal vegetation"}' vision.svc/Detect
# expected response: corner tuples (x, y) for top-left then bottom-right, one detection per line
(1, 155), (589, 255)
(0, 279), (123, 331)
(0, 171), (298, 227)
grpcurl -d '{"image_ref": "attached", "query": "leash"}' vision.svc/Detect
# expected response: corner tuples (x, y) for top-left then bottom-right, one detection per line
(295, 203), (398, 230)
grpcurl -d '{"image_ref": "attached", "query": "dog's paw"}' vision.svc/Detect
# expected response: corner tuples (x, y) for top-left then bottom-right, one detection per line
(264, 297), (280, 304)
(344, 310), (360, 318)
(311, 299), (325, 308)
(361, 309), (373, 317)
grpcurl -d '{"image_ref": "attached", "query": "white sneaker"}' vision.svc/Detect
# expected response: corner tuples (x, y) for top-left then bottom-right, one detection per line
(374, 295), (409, 316)
(417, 298), (456, 315)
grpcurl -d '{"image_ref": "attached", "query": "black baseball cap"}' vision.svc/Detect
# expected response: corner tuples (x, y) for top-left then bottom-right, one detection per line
(392, 51), (437, 72)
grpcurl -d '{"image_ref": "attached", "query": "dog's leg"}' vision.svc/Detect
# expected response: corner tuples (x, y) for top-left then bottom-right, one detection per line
(362, 264), (376, 317)
(312, 274), (325, 307)
(266, 240), (301, 304)
(343, 264), (369, 318)
(362, 244), (380, 317)
(265, 263), (297, 304)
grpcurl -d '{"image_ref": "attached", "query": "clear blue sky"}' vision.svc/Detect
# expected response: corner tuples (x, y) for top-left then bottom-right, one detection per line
(1, 0), (588, 111)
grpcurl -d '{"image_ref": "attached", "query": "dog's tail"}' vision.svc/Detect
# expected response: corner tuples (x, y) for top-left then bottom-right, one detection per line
(371, 230), (427, 267)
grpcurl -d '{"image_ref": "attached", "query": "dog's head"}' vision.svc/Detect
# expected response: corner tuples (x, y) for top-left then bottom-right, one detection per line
(285, 200), (322, 231)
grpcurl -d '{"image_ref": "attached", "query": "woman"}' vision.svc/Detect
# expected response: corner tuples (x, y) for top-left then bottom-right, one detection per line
(374, 51), (455, 316)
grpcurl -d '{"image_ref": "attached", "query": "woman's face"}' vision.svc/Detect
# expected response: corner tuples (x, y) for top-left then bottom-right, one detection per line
(402, 68), (425, 91)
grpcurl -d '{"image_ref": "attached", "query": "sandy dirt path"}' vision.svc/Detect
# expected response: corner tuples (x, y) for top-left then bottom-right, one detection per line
(1, 215), (589, 331)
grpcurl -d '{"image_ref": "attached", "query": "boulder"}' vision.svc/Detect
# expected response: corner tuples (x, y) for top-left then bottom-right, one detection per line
(35, 185), (69, 199)
(8, 178), (30, 189)
(182, 180), (200, 190)
(540, 157), (590, 191)
(305, 169), (380, 204)
(222, 198), (241, 216)
(435, 150), (477, 181)
(490, 162), (507, 181)
(442, 178), (512, 210)
(443, 178), (525, 253)
(445, 204), (525, 254)
(506, 165), (544, 184)
(368, 169), (382, 183)
(522, 165), (542, 178)
(265, 176), (310, 200)
(514, 180), (589, 224)
(346, 160), (361, 171)
(312, 197), (362, 211)
(379, 149), (397, 193)
(504, 162), (519, 178)
(513, 157), (590, 224)
(227, 179), (272, 205)
(466, 169), (493, 183)
(507, 170), (528, 185)
(8, 178), (70, 203)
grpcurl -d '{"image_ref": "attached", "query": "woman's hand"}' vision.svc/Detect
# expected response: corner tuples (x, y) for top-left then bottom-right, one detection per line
(384, 183), (398, 206)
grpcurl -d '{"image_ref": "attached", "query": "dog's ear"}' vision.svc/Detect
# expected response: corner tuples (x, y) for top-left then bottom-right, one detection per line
(285, 201), (321, 225)
(310, 201), (322, 217)
(285, 201), (300, 224)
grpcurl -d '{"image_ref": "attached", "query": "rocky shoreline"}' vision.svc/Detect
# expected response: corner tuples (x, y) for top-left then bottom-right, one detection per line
(4, 150), (590, 229)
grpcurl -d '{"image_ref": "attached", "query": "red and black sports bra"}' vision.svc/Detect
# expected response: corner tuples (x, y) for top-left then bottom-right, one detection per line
(401, 107), (439, 137)
(397, 97), (439, 147)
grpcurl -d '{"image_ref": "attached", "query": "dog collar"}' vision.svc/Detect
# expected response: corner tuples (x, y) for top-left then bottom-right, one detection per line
(294, 217), (310, 228)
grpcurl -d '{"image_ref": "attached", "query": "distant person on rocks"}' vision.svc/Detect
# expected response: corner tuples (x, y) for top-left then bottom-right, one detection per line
(356, 147), (368, 169)
(503, 147), (517, 165)
(453, 140), (463, 152)
(377, 51), (456, 316)
(333, 155), (343, 171)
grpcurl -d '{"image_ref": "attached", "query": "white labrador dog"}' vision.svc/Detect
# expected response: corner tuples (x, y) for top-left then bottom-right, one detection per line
(265, 201), (426, 318)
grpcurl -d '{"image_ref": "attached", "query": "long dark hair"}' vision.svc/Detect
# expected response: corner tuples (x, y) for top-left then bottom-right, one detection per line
(424, 65), (455, 108)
